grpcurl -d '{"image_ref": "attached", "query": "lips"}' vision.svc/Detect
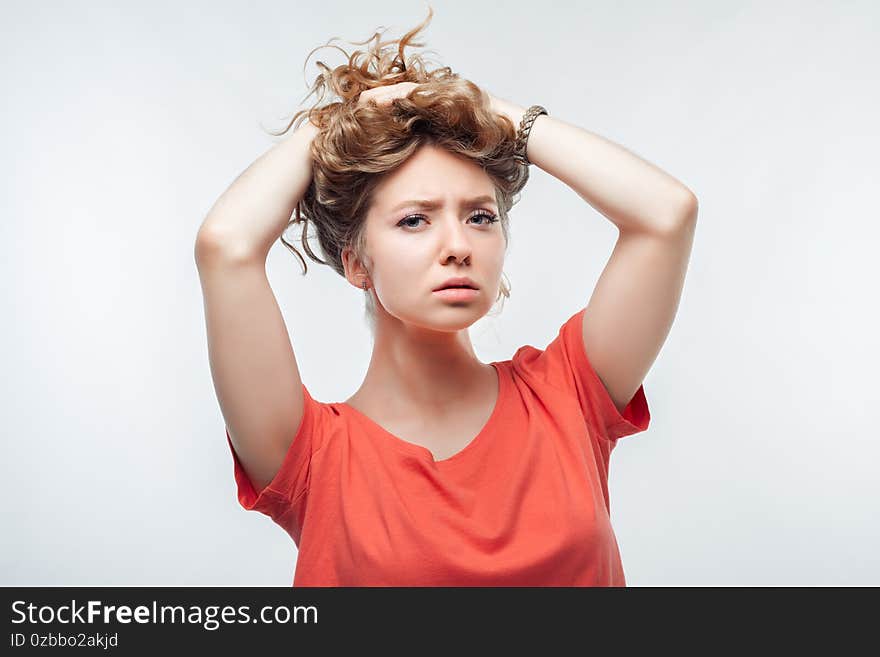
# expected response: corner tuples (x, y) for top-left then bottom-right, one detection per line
(433, 287), (480, 302)
(433, 277), (479, 291)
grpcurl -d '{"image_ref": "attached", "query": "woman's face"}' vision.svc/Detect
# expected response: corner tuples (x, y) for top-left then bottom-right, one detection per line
(351, 143), (506, 332)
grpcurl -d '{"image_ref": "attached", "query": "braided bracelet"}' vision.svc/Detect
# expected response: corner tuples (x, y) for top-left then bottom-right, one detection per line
(513, 104), (549, 166)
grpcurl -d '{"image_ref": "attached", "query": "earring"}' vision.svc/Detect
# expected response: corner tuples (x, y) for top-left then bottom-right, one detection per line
(362, 279), (369, 291)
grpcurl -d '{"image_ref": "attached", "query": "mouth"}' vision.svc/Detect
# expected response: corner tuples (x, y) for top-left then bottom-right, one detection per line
(432, 278), (479, 291)
(433, 287), (480, 302)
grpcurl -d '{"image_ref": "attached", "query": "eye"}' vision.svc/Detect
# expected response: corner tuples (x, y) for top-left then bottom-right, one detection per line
(397, 214), (427, 229)
(468, 210), (499, 226)
(396, 210), (499, 230)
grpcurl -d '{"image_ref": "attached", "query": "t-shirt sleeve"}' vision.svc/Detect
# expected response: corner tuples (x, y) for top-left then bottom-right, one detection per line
(225, 382), (323, 526)
(517, 307), (651, 441)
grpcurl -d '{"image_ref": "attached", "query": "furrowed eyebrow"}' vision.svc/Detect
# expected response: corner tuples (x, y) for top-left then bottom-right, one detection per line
(389, 195), (497, 213)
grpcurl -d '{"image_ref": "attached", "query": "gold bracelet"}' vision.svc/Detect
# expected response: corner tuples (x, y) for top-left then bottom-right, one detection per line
(513, 105), (548, 166)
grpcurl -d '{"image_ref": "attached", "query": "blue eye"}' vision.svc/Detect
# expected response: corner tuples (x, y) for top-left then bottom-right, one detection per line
(398, 215), (427, 228)
(397, 211), (499, 229)
(469, 211), (499, 226)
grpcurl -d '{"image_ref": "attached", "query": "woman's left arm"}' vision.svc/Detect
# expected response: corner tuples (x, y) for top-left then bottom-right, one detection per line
(489, 94), (697, 234)
(488, 93), (698, 415)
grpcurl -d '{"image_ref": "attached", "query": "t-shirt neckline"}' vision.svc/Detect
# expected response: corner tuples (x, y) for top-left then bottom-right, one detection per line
(337, 360), (506, 467)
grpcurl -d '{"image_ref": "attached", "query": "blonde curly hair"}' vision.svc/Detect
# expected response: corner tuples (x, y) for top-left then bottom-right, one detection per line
(269, 5), (530, 331)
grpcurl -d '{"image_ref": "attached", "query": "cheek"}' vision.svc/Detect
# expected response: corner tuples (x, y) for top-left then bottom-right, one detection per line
(487, 241), (506, 270)
(370, 242), (426, 291)
(378, 234), (428, 267)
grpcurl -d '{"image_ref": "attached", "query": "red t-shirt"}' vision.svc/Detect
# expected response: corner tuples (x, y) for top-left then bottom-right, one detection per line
(227, 307), (650, 586)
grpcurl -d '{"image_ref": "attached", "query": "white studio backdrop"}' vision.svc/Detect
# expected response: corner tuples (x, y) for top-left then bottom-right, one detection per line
(2, 0), (877, 585)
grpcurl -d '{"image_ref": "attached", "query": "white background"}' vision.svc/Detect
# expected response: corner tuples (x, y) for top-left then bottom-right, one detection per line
(3, 0), (877, 585)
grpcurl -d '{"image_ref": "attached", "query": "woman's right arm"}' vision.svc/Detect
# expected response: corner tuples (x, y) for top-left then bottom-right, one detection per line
(196, 121), (320, 260)
(194, 121), (320, 493)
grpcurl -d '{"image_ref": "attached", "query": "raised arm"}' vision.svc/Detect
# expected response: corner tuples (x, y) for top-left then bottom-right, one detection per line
(194, 121), (319, 492)
(489, 93), (697, 414)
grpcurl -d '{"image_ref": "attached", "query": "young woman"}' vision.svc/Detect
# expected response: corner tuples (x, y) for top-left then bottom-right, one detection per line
(195, 8), (697, 586)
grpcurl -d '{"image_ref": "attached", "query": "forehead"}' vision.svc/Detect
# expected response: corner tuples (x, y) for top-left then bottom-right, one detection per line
(375, 144), (495, 211)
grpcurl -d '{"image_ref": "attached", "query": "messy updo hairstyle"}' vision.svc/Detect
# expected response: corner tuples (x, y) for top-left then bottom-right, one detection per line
(267, 5), (530, 332)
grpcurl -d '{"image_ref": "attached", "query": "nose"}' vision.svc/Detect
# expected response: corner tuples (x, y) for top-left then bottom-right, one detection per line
(437, 213), (473, 262)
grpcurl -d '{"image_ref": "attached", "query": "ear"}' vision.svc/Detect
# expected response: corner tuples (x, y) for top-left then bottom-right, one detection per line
(341, 246), (367, 289)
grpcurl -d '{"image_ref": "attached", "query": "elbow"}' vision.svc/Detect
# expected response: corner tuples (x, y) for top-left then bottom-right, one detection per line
(678, 189), (699, 219)
(667, 190), (698, 230)
(195, 222), (267, 267)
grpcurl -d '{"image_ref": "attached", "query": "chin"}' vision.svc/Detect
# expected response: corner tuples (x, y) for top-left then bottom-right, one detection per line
(399, 307), (486, 332)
